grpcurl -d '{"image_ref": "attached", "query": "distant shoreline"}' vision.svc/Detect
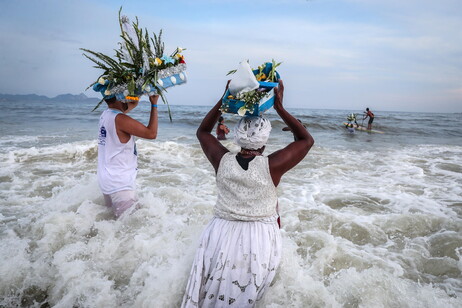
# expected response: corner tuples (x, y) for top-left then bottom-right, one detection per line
(1, 94), (460, 114)
(0, 93), (99, 103)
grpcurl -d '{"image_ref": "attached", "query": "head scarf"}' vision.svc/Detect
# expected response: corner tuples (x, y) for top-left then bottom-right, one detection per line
(233, 116), (272, 150)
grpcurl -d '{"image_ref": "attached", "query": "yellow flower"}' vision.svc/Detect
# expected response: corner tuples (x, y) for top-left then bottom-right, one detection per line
(256, 73), (266, 81)
(98, 77), (106, 85)
(154, 58), (162, 66)
(177, 47), (184, 53)
(104, 89), (111, 96)
(125, 96), (140, 101)
(227, 95), (234, 99)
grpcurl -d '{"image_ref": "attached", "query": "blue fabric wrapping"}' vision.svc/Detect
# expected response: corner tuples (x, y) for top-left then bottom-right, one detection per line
(155, 73), (187, 89)
(93, 81), (115, 100)
(143, 73), (187, 96)
(92, 72), (186, 102)
(221, 62), (280, 116)
(221, 81), (278, 116)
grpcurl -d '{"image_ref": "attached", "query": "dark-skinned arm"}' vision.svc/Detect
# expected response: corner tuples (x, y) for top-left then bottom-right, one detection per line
(116, 95), (159, 143)
(197, 82), (230, 173)
(268, 80), (314, 186)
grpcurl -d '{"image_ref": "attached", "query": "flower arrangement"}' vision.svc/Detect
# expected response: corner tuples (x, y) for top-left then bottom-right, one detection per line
(81, 8), (187, 120)
(221, 60), (281, 116)
(346, 113), (357, 122)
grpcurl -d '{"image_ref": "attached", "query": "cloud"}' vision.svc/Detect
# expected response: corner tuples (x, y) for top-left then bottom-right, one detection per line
(0, 0), (461, 112)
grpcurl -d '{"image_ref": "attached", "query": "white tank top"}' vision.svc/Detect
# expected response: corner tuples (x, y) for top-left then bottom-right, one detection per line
(97, 108), (137, 194)
(214, 152), (278, 221)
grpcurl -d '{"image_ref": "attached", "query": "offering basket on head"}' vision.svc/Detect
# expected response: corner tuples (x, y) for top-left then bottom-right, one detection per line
(221, 61), (281, 116)
(81, 8), (187, 120)
(221, 81), (278, 116)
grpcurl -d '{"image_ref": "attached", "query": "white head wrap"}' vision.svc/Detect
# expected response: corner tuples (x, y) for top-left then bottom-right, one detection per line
(233, 116), (272, 150)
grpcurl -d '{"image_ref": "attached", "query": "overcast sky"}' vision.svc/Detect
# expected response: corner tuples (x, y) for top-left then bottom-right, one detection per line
(0, 0), (461, 112)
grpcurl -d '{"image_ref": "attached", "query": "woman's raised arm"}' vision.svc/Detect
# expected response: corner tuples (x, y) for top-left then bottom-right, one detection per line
(197, 82), (231, 172)
(268, 80), (314, 186)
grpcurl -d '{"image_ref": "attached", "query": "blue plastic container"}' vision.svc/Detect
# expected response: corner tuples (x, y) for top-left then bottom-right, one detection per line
(221, 62), (280, 116)
(221, 81), (278, 116)
(157, 72), (187, 89)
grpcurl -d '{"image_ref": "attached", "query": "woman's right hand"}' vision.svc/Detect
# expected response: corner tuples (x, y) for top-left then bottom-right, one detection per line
(149, 94), (159, 104)
(273, 80), (284, 110)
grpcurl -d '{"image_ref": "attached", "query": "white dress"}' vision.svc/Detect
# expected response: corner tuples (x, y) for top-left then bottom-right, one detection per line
(182, 153), (282, 307)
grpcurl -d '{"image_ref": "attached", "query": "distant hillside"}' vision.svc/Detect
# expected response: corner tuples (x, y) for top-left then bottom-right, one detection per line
(0, 93), (99, 102)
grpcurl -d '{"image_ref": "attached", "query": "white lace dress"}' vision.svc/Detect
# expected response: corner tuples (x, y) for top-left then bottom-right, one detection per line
(182, 153), (282, 307)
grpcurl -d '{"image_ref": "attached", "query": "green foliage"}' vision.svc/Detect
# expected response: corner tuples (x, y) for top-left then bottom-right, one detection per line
(152, 29), (164, 58)
(267, 59), (282, 82)
(80, 7), (186, 119)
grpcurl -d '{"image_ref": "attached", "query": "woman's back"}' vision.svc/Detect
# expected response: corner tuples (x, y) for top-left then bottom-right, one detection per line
(215, 153), (278, 221)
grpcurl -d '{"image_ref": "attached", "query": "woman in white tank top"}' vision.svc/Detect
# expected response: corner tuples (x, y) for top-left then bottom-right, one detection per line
(182, 80), (314, 307)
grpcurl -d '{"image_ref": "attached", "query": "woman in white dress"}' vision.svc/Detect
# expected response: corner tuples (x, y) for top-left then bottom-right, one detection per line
(182, 80), (314, 307)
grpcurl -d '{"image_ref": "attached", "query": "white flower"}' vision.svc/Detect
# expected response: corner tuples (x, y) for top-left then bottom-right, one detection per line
(123, 90), (129, 96)
(157, 79), (164, 87)
(144, 85), (151, 92)
(179, 73), (185, 81)
(238, 106), (247, 116)
(120, 15), (129, 24)
(98, 77), (106, 85)
(177, 47), (184, 53)
(170, 76), (177, 84)
(104, 89), (111, 96)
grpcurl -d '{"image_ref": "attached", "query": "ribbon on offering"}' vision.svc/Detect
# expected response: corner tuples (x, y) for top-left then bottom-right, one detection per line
(221, 60), (281, 116)
(81, 7), (187, 120)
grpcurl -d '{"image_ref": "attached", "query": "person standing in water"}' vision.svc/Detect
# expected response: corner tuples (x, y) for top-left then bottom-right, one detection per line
(363, 107), (375, 130)
(345, 122), (355, 133)
(216, 116), (230, 140)
(181, 80), (314, 307)
(95, 83), (159, 218)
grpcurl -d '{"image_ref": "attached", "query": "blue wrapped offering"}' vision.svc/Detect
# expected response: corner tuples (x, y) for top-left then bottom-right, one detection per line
(221, 81), (278, 116)
(221, 60), (281, 116)
(156, 72), (187, 89)
(81, 8), (187, 114)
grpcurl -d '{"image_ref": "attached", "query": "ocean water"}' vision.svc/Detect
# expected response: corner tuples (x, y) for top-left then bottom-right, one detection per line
(0, 100), (461, 307)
